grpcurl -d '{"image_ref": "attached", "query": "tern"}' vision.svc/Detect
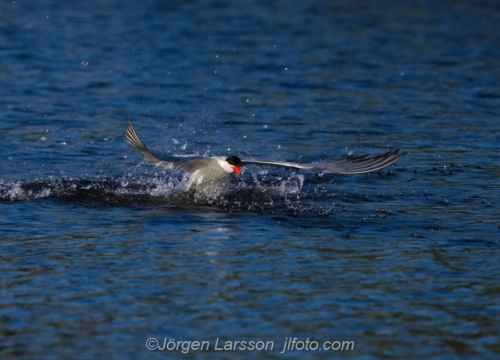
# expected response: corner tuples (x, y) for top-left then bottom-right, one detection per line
(125, 118), (406, 193)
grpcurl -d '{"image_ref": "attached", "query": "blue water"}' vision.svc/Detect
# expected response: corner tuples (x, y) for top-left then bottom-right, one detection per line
(2, 1), (500, 359)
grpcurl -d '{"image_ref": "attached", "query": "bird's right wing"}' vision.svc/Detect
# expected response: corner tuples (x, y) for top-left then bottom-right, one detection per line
(241, 149), (406, 174)
(125, 118), (191, 170)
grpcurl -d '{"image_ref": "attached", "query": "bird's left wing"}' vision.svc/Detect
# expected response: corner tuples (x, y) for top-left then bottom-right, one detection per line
(241, 149), (406, 174)
(125, 118), (202, 171)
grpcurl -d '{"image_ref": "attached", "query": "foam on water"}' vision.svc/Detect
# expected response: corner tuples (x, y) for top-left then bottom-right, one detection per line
(0, 169), (308, 211)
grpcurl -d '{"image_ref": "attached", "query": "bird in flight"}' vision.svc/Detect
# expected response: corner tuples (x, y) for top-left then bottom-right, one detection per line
(125, 118), (406, 193)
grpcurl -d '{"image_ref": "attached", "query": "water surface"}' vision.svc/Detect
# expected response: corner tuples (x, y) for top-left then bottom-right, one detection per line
(1, 1), (500, 359)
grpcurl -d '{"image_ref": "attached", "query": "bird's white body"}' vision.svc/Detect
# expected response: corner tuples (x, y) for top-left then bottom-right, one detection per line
(187, 157), (234, 191)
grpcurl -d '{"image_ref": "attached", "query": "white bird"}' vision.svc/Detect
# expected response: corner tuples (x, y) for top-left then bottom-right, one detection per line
(125, 118), (406, 193)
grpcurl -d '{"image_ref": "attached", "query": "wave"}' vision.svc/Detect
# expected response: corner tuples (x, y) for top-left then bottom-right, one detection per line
(0, 172), (315, 211)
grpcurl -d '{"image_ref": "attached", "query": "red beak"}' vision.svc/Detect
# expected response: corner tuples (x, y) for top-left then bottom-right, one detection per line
(231, 166), (241, 175)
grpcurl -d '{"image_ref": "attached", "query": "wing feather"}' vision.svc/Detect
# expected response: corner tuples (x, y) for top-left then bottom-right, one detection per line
(124, 118), (183, 170)
(241, 150), (406, 174)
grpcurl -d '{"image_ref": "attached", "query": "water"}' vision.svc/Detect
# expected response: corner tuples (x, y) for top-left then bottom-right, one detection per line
(1, 0), (500, 359)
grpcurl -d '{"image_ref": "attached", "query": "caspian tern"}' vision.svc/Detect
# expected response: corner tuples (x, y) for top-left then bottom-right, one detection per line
(125, 118), (406, 193)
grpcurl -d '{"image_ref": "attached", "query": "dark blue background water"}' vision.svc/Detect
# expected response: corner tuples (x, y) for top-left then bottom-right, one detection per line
(1, 0), (500, 359)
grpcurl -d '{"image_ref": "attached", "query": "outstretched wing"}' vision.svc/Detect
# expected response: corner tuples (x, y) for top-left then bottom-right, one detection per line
(125, 118), (188, 170)
(241, 149), (406, 174)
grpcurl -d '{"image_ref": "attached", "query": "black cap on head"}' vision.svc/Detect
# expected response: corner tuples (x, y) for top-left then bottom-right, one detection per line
(225, 156), (241, 166)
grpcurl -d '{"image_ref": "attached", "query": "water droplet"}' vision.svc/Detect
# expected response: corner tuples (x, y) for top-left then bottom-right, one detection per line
(263, 124), (268, 128)
(61, 142), (66, 145)
(284, 67), (288, 70)
(213, 70), (217, 74)
(40, 137), (46, 141)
